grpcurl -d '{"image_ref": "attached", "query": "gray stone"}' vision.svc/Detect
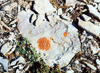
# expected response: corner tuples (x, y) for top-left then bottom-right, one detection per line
(18, 10), (81, 68)
(0, 42), (12, 55)
(78, 17), (100, 38)
(0, 57), (8, 71)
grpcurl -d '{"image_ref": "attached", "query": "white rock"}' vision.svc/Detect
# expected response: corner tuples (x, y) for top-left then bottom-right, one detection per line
(94, 0), (100, 3)
(90, 45), (100, 54)
(84, 61), (97, 70)
(18, 10), (81, 68)
(0, 57), (8, 71)
(98, 51), (100, 57)
(1, 42), (12, 55)
(8, 32), (16, 42)
(88, 5), (100, 20)
(98, 3), (100, 11)
(67, 69), (74, 73)
(82, 14), (91, 21)
(1, 2), (17, 11)
(96, 59), (100, 66)
(65, 0), (78, 7)
(78, 17), (100, 38)
(74, 60), (79, 64)
(33, 0), (56, 14)
(6, 45), (16, 55)
(57, 8), (62, 15)
(10, 56), (25, 66)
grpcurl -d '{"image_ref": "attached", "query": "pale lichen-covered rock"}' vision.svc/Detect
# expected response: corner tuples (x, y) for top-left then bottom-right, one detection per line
(33, 0), (56, 14)
(18, 10), (81, 68)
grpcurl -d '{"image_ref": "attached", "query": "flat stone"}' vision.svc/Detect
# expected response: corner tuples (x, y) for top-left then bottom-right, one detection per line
(10, 56), (25, 66)
(94, 0), (100, 3)
(0, 42), (12, 55)
(96, 59), (100, 66)
(18, 10), (81, 68)
(88, 5), (100, 20)
(33, 0), (56, 14)
(78, 17), (100, 38)
(57, 8), (62, 15)
(0, 57), (8, 71)
(65, 0), (78, 7)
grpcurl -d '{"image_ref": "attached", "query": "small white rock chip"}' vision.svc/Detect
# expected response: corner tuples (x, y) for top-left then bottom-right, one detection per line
(57, 8), (62, 15)
(88, 5), (100, 20)
(0, 57), (8, 71)
(78, 17), (100, 38)
(84, 61), (97, 70)
(1, 2), (17, 11)
(33, 0), (56, 14)
(67, 69), (74, 73)
(1, 42), (12, 55)
(94, 0), (100, 3)
(10, 56), (25, 66)
(96, 59), (100, 66)
(65, 0), (78, 6)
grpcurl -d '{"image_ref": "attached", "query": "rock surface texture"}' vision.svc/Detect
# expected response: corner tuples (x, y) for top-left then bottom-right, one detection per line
(18, 10), (81, 68)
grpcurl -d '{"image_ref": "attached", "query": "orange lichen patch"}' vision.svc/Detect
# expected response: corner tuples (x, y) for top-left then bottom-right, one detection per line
(37, 37), (51, 51)
(50, 37), (53, 40)
(63, 32), (67, 37)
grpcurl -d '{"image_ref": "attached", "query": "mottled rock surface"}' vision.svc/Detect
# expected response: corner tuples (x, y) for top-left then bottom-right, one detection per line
(18, 10), (81, 68)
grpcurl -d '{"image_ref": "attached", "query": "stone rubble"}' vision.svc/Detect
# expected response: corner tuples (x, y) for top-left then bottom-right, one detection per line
(0, 0), (100, 73)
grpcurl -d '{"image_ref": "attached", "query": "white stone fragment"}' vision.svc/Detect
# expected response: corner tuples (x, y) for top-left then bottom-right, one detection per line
(88, 5), (100, 20)
(78, 18), (100, 38)
(57, 8), (62, 15)
(84, 61), (97, 70)
(82, 14), (91, 21)
(1, 42), (12, 55)
(94, 0), (100, 3)
(74, 60), (79, 64)
(0, 21), (11, 30)
(18, 10), (81, 68)
(0, 57), (8, 71)
(1, 2), (17, 11)
(65, 0), (78, 7)
(33, 0), (56, 14)
(98, 3), (100, 11)
(6, 45), (16, 55)
(96, 59), (100, 66)
(8, 32), (16, 42)
(91, 45), (100, 54)
(67, 69), (74, 73)
(10, 56), (25, 66)
(98, 51), (100, 57)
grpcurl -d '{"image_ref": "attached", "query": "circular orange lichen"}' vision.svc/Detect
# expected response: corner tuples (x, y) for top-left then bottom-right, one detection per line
(63, 32), (67, 37)
(37, 37), (51, 51)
